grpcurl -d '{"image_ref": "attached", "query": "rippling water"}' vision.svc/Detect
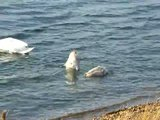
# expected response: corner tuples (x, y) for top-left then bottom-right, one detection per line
(1, 0), (160, 119)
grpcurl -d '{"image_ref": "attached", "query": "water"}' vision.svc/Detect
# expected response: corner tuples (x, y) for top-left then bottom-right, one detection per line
(0, 0), (160, 119)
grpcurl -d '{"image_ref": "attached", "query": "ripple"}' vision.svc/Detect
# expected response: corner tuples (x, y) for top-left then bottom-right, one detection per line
(85, 13), (123, 18)
(1, 0), (160, 120)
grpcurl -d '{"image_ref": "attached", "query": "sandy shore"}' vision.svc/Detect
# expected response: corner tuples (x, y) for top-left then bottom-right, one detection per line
(50, 99), (160, 120)
(2, 100), (160, 120)
(93, 101), (160, 120)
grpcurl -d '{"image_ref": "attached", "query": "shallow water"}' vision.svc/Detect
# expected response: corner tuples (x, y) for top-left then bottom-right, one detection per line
(0, 0), (160, 119)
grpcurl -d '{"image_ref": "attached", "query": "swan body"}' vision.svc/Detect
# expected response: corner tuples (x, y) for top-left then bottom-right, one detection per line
(0, 37), (34, 55)
(64, 50), (79, 71)
(84, 66), (108, 78)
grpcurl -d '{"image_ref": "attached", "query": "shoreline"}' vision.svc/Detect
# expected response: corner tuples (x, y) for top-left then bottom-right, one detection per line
(1, 96), (160, 120)
(50, 95), (160, 120)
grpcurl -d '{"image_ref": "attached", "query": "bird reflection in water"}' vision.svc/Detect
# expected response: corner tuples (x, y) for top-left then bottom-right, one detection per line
(0, 52), (28, 63)
(65, 68), (78, 85)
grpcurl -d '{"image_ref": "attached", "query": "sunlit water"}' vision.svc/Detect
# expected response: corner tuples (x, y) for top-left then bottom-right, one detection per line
(0, 0), (160, 119)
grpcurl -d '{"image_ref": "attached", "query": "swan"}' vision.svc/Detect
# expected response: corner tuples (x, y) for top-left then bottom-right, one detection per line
(84, 66), (108, 78)
(0, 37), (34, 55)
(64, 50), (79, 71)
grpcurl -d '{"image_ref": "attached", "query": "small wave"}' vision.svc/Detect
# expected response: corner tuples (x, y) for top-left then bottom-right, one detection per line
(0, 75), (17, 79)
(148, 17), (160, 21)
(0, 26), (48, 40)
(15, 10), (44, 15)
(33, 11), (73, 23)
(146, 4), (160, 10)
(115, 26), (137, 30)
(32, 40), (55, 46)
(0, 32), (31, 40)
(23, 27), (47, 33)
(0, 5), (16, 10)
(54, 22), (91, 27)
(84, 13), (123, 18)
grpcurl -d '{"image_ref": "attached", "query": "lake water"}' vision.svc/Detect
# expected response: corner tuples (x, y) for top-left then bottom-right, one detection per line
(0, 0), (160, 119)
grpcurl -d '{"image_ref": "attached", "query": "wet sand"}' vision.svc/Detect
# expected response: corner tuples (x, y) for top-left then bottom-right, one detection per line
(93, 102), (160, 120)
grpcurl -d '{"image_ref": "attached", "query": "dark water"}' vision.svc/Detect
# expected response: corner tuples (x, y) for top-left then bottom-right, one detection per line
(0, 0), (160, 119)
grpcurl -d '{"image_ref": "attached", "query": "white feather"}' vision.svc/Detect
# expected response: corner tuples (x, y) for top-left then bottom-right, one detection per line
(64, 50), (79, 70)
(0, 37), (34, 55)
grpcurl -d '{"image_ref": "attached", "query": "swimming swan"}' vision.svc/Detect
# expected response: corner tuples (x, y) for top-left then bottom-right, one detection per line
(64, 50), (79, 71)
(84, 66), (108, 77)
(0, 37), (34, 55)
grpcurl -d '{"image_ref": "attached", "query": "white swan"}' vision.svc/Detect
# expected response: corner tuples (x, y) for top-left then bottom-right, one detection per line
(84, 66), (108, 78)
(64, 50), (79, 71)
(0, 37), (34, 55)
